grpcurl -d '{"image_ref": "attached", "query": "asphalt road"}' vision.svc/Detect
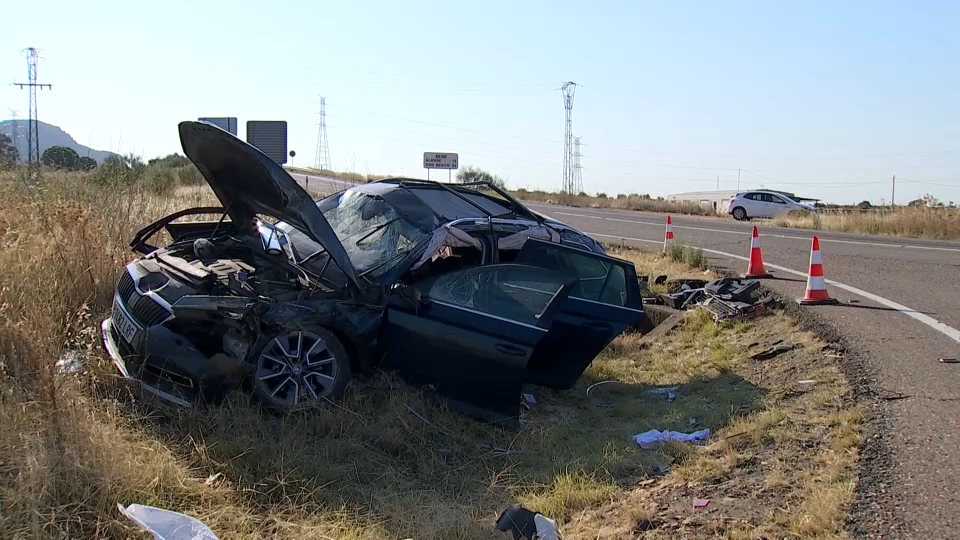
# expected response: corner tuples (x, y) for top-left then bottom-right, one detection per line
(522, 203), (960, 538)
(289, 171), (959, 537)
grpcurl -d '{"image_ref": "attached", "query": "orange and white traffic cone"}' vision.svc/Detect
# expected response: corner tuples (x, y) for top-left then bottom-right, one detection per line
(744, 226), (772, 278)
(797, 236), (839, 305)
(663, 216), (674, 253)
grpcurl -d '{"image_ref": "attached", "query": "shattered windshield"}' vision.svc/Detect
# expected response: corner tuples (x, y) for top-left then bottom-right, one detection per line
(316, 189), (431, 276)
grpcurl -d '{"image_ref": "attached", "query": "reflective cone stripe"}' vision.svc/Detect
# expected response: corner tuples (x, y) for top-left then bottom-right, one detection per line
(798, 236), (838, 305)
(744, 226), (771, 278)
(663, 216), (674, 252)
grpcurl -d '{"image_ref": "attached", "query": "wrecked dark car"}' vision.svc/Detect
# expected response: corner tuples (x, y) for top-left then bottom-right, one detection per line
(101, 121), (651, 424)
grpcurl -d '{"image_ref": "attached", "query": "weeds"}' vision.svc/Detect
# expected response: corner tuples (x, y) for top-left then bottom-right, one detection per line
(0, 169), (857, 539)
(775, 206), (960, 240)
(668, 242), (709, 270)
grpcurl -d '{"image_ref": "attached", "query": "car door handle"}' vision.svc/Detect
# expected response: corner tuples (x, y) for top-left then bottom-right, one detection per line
(582, 321), (612, 331)
(495, 343), (527, 356)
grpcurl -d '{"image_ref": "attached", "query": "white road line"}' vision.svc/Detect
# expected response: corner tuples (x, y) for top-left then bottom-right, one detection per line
(587, 231), (960, 345)
(550, 210), (960, 253)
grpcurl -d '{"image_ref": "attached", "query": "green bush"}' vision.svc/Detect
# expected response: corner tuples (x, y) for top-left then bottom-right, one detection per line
(669, 242), (708, 270)
(143, 166), (177, 195)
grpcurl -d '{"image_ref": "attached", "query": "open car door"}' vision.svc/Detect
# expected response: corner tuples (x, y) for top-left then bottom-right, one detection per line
(381, 264), (574, 426)
(514, 239), (647, 389)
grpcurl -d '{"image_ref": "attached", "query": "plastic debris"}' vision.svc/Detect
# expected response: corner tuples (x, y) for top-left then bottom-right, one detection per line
(585, 380), (616, 396)
(750, 341), (796, 361)
(522, 393), (536, 405)
(693, 499), (711, 509)
(117, 503), (218, 540)
(939, 358), (959, 364)
(633, 428), (712, 449)
(56, 350), (84, 374)
(495, 504), (559, 540)
(667, 392), (677, 403)
(646, 386), (679, 396)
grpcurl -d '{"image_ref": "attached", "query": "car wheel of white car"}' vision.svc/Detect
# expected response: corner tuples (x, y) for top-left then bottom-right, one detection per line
(250, 326), (351, 409)
(732, 207), (747, 221)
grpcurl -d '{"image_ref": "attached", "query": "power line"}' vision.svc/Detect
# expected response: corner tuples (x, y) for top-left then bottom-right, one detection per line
(320, 113), (563, 155)
(324, 103), (562, 144)
(324, 124), (563, 167)
(574, 136), (584, 193)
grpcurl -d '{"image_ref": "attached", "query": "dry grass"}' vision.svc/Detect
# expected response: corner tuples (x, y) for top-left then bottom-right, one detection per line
(0, 170), (858, 539)
(513, 189), (712, 216)
(773, 207), (960, 240)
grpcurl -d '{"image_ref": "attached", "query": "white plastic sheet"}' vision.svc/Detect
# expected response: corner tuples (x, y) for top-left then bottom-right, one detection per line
(117, 503), (218, 540)
(632, 428), (712, 449)
(534, 514), (560, 540)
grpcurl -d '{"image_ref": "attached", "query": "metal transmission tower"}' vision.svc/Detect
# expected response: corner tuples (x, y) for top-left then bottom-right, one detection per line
(14, 48), (53, 168)
(559, 82), (578, 193)
(314, 96), (332, 170)
(573, 136), (583, 193)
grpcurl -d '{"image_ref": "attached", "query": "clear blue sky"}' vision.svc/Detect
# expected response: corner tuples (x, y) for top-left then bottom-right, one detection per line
(3, 0), (960, 204)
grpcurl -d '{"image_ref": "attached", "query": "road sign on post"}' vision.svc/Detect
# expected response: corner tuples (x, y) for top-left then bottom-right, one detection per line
(198, 117), (238, 136)
(423, 152), (458, 182)
(246, 121), (288, 164)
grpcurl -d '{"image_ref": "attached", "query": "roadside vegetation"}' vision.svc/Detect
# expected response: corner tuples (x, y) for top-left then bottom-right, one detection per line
(773, 204), (960, 241)
(668, 242), (709, 271)
(1, 166), (858, 539)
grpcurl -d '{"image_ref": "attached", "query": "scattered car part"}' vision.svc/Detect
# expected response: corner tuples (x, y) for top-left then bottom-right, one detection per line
(495, 504), (559, 540)
(750, 341), (796, 361)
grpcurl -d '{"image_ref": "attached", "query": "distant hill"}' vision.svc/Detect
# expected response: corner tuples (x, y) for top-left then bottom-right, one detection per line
(0, 120), (118, 164)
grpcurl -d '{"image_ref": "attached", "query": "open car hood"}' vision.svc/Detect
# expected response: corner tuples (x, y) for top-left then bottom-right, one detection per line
(178, 121), (360, 288)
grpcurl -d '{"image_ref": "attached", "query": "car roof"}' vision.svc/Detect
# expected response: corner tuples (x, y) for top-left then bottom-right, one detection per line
(343, 178), (544, 226)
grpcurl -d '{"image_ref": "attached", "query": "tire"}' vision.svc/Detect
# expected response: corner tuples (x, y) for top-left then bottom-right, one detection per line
(731, 207), (747, 221)
(249, 325), (351, 410)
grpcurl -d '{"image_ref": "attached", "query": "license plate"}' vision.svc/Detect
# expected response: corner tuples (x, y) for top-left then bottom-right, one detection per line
(112, 299), (140, 344)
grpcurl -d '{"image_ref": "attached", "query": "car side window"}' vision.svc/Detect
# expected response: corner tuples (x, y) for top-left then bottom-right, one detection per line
(427, 266), (567, 326)
(766, 194), (786, 204)
(745, 193), (761, 201)
(515, 241), (639, 308)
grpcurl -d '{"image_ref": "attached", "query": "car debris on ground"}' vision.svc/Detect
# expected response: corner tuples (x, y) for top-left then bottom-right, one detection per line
(640, 275), (773, 322)
(99, 121), (653, 427)
(749, 340), (796, 361)
(495, 504), (560, 540)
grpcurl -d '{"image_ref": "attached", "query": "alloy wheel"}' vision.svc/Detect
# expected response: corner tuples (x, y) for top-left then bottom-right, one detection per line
(255, 330), (339, 406)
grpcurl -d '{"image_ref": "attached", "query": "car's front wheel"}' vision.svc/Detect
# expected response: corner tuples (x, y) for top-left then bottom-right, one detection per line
(249, 326), (351, 410)
(731, 206), (747, 221)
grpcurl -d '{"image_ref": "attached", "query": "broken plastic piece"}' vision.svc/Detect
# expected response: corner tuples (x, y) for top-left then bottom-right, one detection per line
(750, 341), (796, 361)
(521, 393), (537, 405)
(495, 504), (559, 540)
(693, 499), (710, 509)
(633, 428), (712, 449)
(667, 392), (677, 402)
(939, 358), (959, 364)
(117, 503), (218, 540)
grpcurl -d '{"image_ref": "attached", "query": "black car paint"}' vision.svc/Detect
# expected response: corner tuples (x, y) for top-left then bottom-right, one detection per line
(102, 121), (651, 425)
(179, 121), (361, 288)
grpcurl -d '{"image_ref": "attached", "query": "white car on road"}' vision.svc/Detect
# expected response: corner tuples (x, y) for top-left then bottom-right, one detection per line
(727, 190), (816, 220)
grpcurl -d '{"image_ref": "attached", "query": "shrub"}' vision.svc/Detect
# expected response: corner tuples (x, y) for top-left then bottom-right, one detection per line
(669, 242), (708, 270)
